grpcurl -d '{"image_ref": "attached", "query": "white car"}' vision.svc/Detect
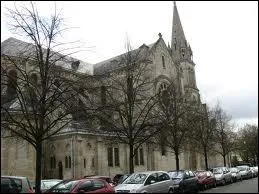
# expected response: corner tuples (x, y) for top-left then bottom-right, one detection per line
(115, 171), (174, 193)
(250, 166), (258, 177)
(236, 165), (253, 179)
(212, 167), (233, 185)
(41, 179), (62, 192)
(229, 167), (242, 182)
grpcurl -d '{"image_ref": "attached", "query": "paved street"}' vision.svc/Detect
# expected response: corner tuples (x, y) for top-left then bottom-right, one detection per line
(199, 177), (258, 193)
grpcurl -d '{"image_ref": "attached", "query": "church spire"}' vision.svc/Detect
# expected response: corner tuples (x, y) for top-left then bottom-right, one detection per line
(171, 1), (191, 61)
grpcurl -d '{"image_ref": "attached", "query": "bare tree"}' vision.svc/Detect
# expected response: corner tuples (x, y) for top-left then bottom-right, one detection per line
(191, 104), (216, 170)
(211, 103), (235, 167)
(1, 2), (93, 193)
(156, 79), (196, 170)
(94, 41), (162, 173)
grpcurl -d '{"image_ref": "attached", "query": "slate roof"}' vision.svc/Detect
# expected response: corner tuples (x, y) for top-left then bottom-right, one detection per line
(93, 42), (157, 75)
(1, 37), (92, 74)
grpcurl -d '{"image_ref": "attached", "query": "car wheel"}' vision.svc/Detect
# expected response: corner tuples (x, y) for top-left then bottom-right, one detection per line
(222, 179), (226, 185)
(230, 178), (233, 183)
(213, 181), (217, 188)
(168, 188), (174, 193)
(180, 187), (185, 193)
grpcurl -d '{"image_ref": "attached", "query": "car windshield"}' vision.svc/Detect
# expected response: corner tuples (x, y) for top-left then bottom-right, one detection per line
(123, 173), (148, 184)
(168, 171), (184, 179)
(49, 180), (79, 192)
(118, 175), (130, 184)
(230, 168), (237, 173)
(237, 166), (247, 171)
(213, 168), (223, 174)
(41, 180), (62, 190)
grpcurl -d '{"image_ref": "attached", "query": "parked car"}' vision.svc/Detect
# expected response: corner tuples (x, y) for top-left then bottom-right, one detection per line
(251, 166), (258, 177)
(1, 176), (34, 193)
(236, 165), (253, 179)
(113, 174), (131, 186)
(84, 176), (115, 186)
(212, 167), (233, 185)
(115, 171), (174, 193)
(113, 174), (123, 185)
(229, 167), (242, 182)
(168, 170), (199, 193)
(194, 170), (216, 190)
(45, 178), (115, 193)
(40, 179), (62, 192)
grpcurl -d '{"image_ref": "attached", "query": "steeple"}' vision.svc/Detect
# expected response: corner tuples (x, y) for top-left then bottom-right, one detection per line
(171, 1), (192, 61)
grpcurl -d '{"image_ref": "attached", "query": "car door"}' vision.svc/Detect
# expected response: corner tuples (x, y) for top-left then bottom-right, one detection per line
(157, 172), (172, 193)
(182, 171), (191, 192)
(74, 180), (94, 193)
(188, 171), (197, 191)
(143, 173), (159, 193)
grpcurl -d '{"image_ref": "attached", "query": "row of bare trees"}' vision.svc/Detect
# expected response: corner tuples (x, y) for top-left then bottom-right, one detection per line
(1, 2), (240, 193)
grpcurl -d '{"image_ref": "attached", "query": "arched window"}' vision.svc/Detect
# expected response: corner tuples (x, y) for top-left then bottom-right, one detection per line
(53, 156), (56, 169)
(69, 156), (71, 168)
(65, 156), (68, 168)
(84, 158), (86, 168)
(30, 73), (38, 85)
(7, 70), (18, 96)
(162, 56), (165, 69)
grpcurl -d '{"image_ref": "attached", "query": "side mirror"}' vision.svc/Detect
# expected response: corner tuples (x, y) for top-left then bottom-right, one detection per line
(150, 180), (156, 184)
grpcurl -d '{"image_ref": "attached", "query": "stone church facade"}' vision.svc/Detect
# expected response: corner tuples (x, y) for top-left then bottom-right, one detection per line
(1, 3), (228, 181)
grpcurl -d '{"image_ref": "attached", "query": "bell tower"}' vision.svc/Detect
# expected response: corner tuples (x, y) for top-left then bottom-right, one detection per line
(171, 1), (199, 101)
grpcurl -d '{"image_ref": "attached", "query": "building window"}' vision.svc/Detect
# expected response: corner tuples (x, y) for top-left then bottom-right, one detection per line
(50, 156), (56, 169)
(84, 158), (86, 168)
(139, 148), (144, 165)
(107, 147), (113, 167)
(114, 148), (120, 167)
(7, 70), (18, 96)
(69, 156), (71, 168)
(107, 147), (120, 167)
(65, 156), (68, 168)
(134, 148), (144, 166)
(30, 73), (38, 85)
(53, 157), (56, 168)
(92, 158), (95, 167)
(101, 86), (106, 105)
(162, 56), (165, 69)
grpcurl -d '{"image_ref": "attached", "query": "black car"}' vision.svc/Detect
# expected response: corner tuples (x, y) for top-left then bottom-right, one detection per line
(168, 170), (199, 193)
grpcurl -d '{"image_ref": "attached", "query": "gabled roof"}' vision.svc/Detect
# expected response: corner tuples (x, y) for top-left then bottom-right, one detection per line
(93, 37), (167, 75)
(1, 37), (92, 74)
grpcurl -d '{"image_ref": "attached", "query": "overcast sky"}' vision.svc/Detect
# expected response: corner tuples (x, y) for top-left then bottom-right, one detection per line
(1, 1), (258, 129)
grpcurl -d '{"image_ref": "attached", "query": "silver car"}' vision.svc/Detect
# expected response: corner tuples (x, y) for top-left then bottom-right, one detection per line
(115, 171), (174, 193)
(212, 167), (233, 185)
(41, 179), (62, 192)
(236, 165), (253, 179)
(250, 166), (258, 177)
(229, 167), (242, 182)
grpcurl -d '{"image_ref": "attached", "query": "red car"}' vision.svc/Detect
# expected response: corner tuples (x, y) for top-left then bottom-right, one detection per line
(194, 170), (217, 190)
(45, 178), (115, 193)
(84, 176), (115, 187)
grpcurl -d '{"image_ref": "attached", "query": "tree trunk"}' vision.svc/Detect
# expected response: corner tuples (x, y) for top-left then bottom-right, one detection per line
(175, 151), (180, 171)
(35, 141), (42, 193)
(204, 147), (208, 170)
(129, 144), (134, 173)
(223, 155), (226, 167)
